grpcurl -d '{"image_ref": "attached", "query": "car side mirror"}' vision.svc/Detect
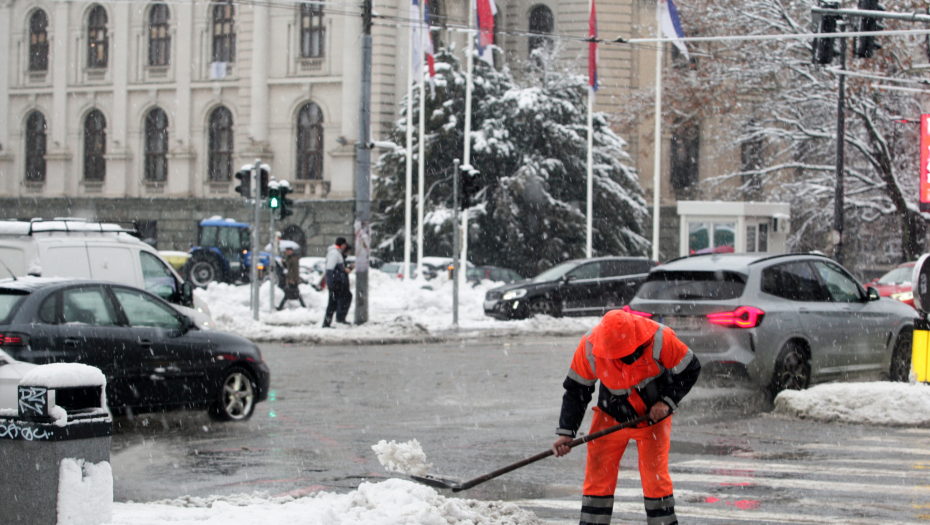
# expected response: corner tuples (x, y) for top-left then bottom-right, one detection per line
(866, 286), (881, 301)
(181, 282), (194, 307)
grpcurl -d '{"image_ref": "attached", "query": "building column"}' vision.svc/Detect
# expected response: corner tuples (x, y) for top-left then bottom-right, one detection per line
(48, 1), (72, 197)
(173, 0), (195, 197)
(112, 2), (131, 197)
(249, 2), (269, 144)
(0, 2), (13, 196)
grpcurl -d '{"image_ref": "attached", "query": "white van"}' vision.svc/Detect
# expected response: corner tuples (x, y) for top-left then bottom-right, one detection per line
(0, 219), (214, 329)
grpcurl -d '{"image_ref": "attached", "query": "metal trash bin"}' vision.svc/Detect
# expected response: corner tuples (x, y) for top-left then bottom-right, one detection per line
(0, 363), (112, 525)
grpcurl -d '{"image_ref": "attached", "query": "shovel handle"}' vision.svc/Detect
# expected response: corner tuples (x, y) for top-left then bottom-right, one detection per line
(453, 414), (649, 492)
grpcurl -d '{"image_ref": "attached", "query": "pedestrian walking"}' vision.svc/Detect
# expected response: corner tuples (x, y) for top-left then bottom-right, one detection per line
(277, 246), (305, 310)
(322, 237), (352, 327)
(551, 309), (701, 525)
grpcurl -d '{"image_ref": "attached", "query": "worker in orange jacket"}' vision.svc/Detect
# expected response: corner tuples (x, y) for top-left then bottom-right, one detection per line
(552, 309), (701, 525)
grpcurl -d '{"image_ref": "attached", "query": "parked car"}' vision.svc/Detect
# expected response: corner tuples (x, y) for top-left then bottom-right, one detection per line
(346, 255), (383, 270)
(863, 261), (916, 308)
(0, 278), (270, 421)
(467, 266), (524, 285)
(299, 256), (326, 286)
(484, 257), (656, 320)
(0, 218), (214, 330)
(0, 349), (37, 412)
(625, 253), (916, 395)
(379, 262), (429, 280)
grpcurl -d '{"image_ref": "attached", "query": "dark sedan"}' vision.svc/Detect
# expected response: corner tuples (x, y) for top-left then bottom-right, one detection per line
(483, 257), (656, 319)
(0, 278), (269, 421)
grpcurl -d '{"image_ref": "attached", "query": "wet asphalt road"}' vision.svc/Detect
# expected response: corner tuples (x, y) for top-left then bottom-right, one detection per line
(109, 336), (930, 523)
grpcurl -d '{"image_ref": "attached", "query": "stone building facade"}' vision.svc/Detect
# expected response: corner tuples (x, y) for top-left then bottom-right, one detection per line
(0, 0), (709, 256)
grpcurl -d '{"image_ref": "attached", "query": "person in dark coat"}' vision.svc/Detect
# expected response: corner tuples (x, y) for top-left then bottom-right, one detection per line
(322, 237), (352, 327)
(277, 246), (305, 310)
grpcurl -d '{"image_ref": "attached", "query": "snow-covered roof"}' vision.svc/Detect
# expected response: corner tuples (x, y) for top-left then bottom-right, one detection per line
(0, 276), (77, 292)
(0, 220), (131, 236)
(200, 218), (249, 228)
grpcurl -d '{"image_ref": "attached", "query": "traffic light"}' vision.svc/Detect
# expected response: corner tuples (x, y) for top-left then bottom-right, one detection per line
(813, 1), (840, 65)
(278, 182), (294, 220)
(268, 185), (280, 209)
(461, 170), (481, 210)
(855, 0), (884, 58)
(258, 164), (270, 198)
(234, 166), (252, 198)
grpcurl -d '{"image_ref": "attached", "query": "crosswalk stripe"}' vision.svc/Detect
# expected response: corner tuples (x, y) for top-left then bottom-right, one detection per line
(514, 498), (906, 524)
(614, 470), (928, 495)
(800, 443), (930, 456)
(672, 459), (918, 478)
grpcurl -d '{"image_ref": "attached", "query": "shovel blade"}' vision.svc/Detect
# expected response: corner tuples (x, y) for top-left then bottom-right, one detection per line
(410, 474), (463, 491)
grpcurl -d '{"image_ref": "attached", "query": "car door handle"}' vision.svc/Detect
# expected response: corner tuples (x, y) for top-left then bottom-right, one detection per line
(625, 281), (637, 286)
(798, 308), (810, 314)
(138, 339), (153, 348)
(64, 338), (80, 347)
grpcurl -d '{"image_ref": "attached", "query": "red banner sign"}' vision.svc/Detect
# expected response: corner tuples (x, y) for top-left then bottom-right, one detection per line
(922, 114), (930, 212)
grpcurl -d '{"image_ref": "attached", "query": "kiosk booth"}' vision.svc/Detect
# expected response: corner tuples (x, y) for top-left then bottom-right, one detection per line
(677, 201), (791, 257)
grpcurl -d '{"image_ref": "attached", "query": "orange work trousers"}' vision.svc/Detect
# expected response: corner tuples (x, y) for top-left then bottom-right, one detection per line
(583, 407), (673, 498)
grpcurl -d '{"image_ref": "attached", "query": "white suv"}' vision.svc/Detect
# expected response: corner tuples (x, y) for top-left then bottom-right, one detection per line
(0, 219), (214, 329)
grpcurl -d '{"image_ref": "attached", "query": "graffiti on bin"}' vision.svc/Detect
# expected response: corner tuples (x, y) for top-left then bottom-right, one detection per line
(18, 386), (47, 417)
(0, 420), (51, 441)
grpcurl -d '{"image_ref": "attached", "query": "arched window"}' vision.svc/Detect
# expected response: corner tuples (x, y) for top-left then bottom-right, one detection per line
(87, 6), (108, 69)
(300, 3), (325, 58)
(145, 108), (169, 182)
(212, 1), (235, 63)
(29, 10), (49, 71)
(528, 5), (553, 56)
(25, 111), (47, 182)
(148, 3), (170, 66)
(296, 103), (323, 180)
(84, 110), (107, 181)
(209, 106), (234, 181)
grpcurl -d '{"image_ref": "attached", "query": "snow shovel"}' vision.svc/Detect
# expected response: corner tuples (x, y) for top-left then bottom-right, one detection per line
(411, 414), (649, 492)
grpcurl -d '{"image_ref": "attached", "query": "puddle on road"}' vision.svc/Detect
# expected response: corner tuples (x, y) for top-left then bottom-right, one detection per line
(671, 440), (753, 456)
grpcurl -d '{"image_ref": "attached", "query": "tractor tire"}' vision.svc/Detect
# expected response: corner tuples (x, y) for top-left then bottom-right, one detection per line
(186, 251), (227, 288)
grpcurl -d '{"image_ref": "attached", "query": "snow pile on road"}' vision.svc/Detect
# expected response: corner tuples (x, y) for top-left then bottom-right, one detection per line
(372, 439), (432, 476)
(774, 381), (930, 426)
(195, 270), (596, 344)
(20, 363), (106, 388)
(107, 479), (538, 525)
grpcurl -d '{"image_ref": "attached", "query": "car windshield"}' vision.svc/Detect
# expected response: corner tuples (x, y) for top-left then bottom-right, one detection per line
(381, 263), (400, 273)
(0, 290), (28, 324)
(878, 266), (912, 285)
(636, 271), (747, 301)
(533, 261), (581, 283)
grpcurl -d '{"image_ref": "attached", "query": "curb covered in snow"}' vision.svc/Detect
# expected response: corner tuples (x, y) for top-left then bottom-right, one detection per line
(773, 381), (930, 427)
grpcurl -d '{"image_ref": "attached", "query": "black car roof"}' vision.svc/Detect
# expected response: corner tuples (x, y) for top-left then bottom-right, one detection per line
(0, 277), (112, 293)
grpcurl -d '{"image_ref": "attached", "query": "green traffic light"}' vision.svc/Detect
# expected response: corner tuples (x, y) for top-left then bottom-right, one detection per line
(270, 196), (280, 208)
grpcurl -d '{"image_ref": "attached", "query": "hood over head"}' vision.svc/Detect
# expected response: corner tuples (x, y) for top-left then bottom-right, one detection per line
(589, 309), (660, 359)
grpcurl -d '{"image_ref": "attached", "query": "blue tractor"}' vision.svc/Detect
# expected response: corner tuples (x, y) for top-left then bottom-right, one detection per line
(183, 218), (280, 287)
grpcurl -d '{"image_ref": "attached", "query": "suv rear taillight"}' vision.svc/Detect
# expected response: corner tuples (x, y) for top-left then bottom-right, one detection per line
(706, 307), (765, 328)
(0, 333), (29, 346)
(622, 305), (653, 318)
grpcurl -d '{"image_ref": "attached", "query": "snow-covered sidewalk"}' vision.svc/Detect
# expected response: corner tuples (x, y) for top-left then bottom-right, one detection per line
(196, 271), (597, 344)
(107, 479), (537, 525)
(774, 381), (930, 426)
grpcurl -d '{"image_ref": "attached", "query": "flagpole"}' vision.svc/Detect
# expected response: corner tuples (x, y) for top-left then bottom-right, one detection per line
(416, 0), (426, 279)
(651, 0), (663, 263)
(403, 14), (414, 281)
(586, 88), (594, 259)
(461, 0), (475, 292)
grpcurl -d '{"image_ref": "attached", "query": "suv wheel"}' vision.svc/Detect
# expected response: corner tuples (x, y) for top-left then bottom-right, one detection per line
(889, 327), (913, 382)
(187, 251), (226, 288)
(769, 341), (810, 396)
(209, 367), (256, 422)
(528, 297), (561, 318)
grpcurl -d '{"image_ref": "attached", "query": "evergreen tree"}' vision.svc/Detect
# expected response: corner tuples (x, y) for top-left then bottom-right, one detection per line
(373, 48), (649, 277)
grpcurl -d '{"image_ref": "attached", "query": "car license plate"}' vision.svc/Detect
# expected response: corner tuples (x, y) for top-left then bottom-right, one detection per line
(661, 316), (702, 331)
